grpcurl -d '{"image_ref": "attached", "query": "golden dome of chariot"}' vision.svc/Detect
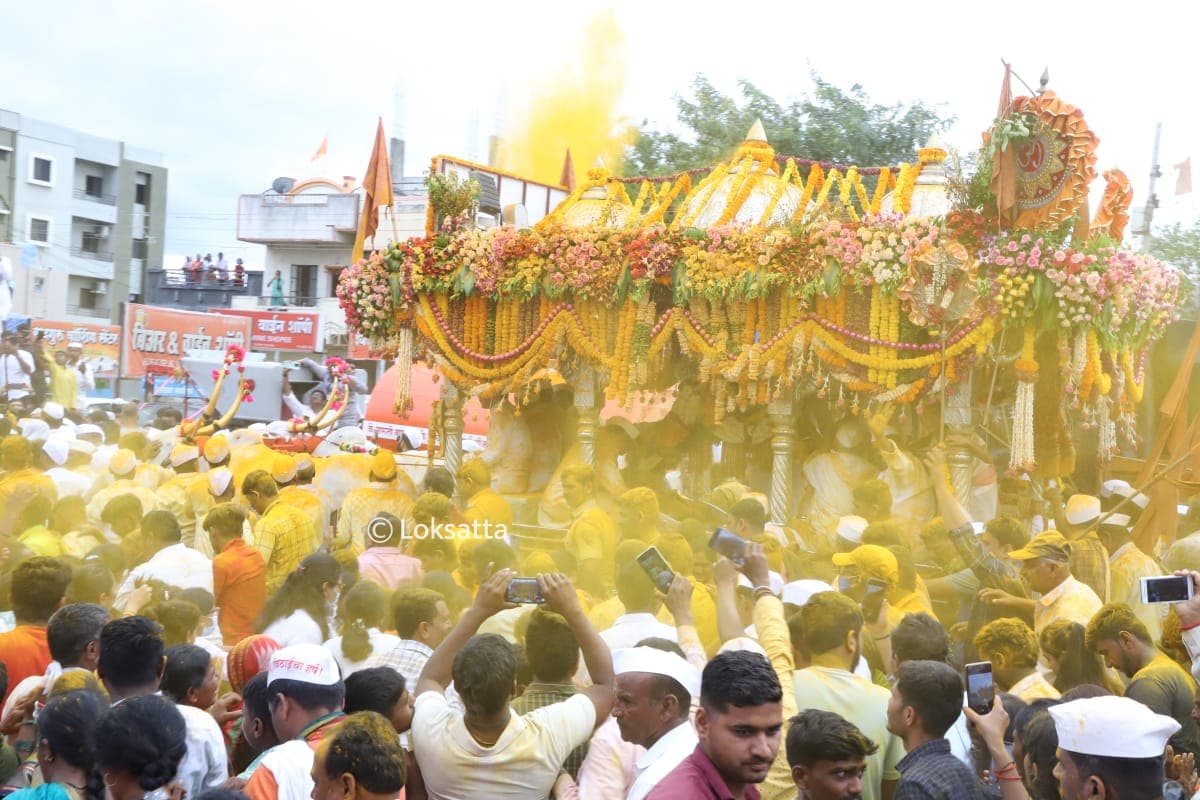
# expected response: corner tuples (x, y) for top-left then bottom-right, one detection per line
(675, 120), (805, 228)
(554, 159), (636, 229)
(879, 135), (951, 218)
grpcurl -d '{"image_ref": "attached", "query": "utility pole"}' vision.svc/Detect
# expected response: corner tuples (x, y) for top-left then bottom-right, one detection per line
(1137, 122), (1162, 252)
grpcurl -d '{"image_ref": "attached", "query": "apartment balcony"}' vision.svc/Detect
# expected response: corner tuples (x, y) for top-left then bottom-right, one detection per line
(71, 244), (114, 262)
(143, 268), (265, 311)
(73, 187), (117, 206)
(66, 304), (112, 319)
(237, 193), (359, 244)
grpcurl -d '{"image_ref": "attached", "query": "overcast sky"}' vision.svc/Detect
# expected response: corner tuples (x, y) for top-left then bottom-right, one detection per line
(3, 0), (1196, 268)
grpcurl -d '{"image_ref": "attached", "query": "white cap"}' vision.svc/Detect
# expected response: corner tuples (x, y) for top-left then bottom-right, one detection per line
(717, 637), (767, 657)
(1066, 494), (1101, 526)
(1049, 696), (1180, 758)
(266, 420), (292, 439)
(1098, 513), (1132, 530)
(68, 439), (96, 457)
(737, 571), (785, 595)
(325, 427), (366, 447)
(42, 438), (69, 466)
(781, 579), (835, 608)
(18, 418), (50, 442)
(971, 521), (986, 535)
(1131, 492), (1151, 510)
(267, 644), (341, 687)
(75, 424), (103, 440)
(228, 429), (263, 448)
(1100, 479), (1134, 499)
(41, 402), (64, 421)
(248, 422), (268, 434)
(169, 445), (199, 468)
(208, 467), (233, 497)
(836, 515), (869, 544)
(612, 646), (702, 698)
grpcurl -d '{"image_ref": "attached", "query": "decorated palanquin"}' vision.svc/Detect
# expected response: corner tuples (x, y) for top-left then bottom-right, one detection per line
(337, 90), (1182, 496)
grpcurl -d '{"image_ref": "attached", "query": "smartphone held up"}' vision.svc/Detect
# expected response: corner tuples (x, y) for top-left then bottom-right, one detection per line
(1140, 575), (1194, 604)
(636, 546), (677, 594)
(964, 661), (995, 715)
(708, 527), (749, 566)
(505, 577), (545, 604)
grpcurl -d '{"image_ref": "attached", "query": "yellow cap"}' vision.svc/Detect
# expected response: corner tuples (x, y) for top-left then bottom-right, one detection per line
(203, 436), (230, 465)
(270, 453), (296, 484)
(371, 448), (397, 481)
(1008, 531), (1071, 562)
(109, 448), (137, 477)
(830, 544), (899, 582)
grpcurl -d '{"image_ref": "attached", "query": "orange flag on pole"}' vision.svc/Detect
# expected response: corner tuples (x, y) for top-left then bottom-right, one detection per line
(352, 119), (395, 264)
(310, 135), (328, 162)
(991, 62), (1017, 221)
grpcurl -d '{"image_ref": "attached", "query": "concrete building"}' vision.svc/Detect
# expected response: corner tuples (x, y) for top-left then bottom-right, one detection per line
(0, 108), (167, 325)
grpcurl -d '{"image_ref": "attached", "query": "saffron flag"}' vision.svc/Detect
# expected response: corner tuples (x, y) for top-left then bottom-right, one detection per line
(990, 62), (1017, 220)
(310, 136), (328, 162)
(1176, 158), (1192, 195)
(351, 119), (395, 264)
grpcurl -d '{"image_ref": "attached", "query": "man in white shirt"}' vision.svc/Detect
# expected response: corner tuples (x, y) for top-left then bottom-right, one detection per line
(612, 645), (702, 800)
(114, 510), (213, 610)
(411, 569), (614, 800)
(793, 591), (903, 800)
(0, 336), (33, 400)
(600, 562), (678, 651)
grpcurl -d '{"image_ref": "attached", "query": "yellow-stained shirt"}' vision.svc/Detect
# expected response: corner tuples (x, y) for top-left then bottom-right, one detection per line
(754, 594), (800, 800)
(255, 499), (319, 593)
(587, 594), (625, 634)
(464, 487), (514, 532)
(1033, 575), (1103, 637)
(17, 525), (63, 557)
(279, 485), (328, 547)
(335, 483), (413, 553)
(565, 502), (617, 584)
(0, 469), (58, 538)
(655, 579), (721, 657)
(158, 473), (209, 544)
(1110, 542), (1166, 643)
(48, 361), (79, 409)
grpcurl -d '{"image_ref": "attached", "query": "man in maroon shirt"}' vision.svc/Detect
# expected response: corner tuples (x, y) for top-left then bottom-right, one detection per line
(646, 649), (783, 800)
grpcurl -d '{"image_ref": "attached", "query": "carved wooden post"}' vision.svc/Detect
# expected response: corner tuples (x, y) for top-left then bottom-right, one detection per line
(574, 367), (599, 467)
(768, 396), (795, 525)
(441, 383), (465, 485)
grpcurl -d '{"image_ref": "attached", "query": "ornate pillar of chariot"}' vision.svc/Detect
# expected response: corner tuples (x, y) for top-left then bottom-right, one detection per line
(574, 366), (600, 467)
(767, 396), (795, 525)
(441, 384), (465, 484)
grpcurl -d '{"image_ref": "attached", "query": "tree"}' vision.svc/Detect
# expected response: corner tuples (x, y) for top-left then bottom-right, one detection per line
(1150, 221), (1200, 316)
(623, 73), (955, 177)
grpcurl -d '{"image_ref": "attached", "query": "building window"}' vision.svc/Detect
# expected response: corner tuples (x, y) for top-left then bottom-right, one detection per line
(132, 238), (148, 259)
(81, 231), (101, 253)
(30, 155), (53, 186)
(85, 175), (103, 197)
(0, 148), (10, 163)
(28, 216), (50, 245)
(135, 172), (150, 205)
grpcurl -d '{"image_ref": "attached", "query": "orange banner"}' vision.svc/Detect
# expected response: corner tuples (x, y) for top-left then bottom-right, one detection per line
(122, 304), (252, 377)
(30, 320), (122, 377)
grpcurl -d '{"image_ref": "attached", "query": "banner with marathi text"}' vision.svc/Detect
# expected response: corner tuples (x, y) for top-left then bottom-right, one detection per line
(30, 320), (121, 377)
(212, 308), (323, 352)
(122, 304), (252, 377)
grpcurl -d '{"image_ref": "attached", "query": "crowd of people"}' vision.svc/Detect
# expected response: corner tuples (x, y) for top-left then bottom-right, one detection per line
(181, 254), (246, 288)
(0, 324), (94, 411)
(0, 385), (1199, 800)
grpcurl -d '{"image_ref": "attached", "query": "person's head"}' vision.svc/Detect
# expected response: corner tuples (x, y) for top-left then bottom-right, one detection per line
(799, 591), (863, 672)
(617, 487), (660, 539)
(240, 672), (279, 753)
(453, 632), (517, 717)
(1084, 603), (1155, 678)
(368, 449), (396, 484)
(47, 602), (109, 670)
(1009, 531), (1072, 595)
(202, 436), (231, 469)
(612, 640), (697, 750)
(1050, 696), (1179, 800)
(141, 510), (182, 549)
(456, 458), (491, 498)
(364, 511), (403, 549)
(344, 667), (413, 735)
(98, 615), (165, 698)
(310, 712), (406, 800)
(1014, 707), (1060, 800)
(83, 543), (125, 583)
(471, 539), (516, 583)
(891, 612), (949, 667)
(918, 518), (953, 563)
(101, 494), (143, 537)
(615, 560), (657, 614)
(1, 434), (32, 470)
(94, 695), (187, 800)
(982, 516), (1028, 559)
(1040, 620), (1108, 694)
(19, 493), (52, 531)
(421, 571), (469, 619)
(656, 534), (694, 579)
(560, 462), (596, 510)
(258, 552), (342, 641)
(862, 521), (905, 549)
(10, 555), (71, 624)
(523, 608), (579, 683)
(266, 644), (346, 740)
(421, 466), (455, 498)
(340, 580), (389, 663)
(831, 545), (897, 596)
(697, 650), (784, 790)
(145, 599), (203, 647)
(35, 689), (107, 790)
(50, 496), (87, 535)
(240, 470), (279, 514)
(786, 709), (878, 800)
(886, 660), (963, 741)
(70, 561), (117, 604)
(160, 643), (219, 709)
(392, 586), (453, 647)
(852, 480), (892, 522)
(203, 503), (247, 551)
(974, 617), (1040, 690)
(728, 497), (768, 539)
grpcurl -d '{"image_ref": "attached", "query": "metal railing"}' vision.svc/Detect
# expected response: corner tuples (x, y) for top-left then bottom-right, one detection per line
(157, 268), (253, 289)
(71, 245), (113, 261)
(73, 187), (117, 206)
(66, 304), (111, 319)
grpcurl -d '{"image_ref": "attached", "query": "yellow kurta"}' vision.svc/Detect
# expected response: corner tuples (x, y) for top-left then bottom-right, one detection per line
(464, 487), (514, 531)
(0, 469), (58, 537)
(564, 501), (617, 585)
(335, 483), (413, 553)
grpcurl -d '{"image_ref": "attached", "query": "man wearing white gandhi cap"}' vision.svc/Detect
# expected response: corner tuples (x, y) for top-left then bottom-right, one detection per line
(1049, 695), (1180, 800)
(244, 643), (346, 800)
(612, 644), (703, 800)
